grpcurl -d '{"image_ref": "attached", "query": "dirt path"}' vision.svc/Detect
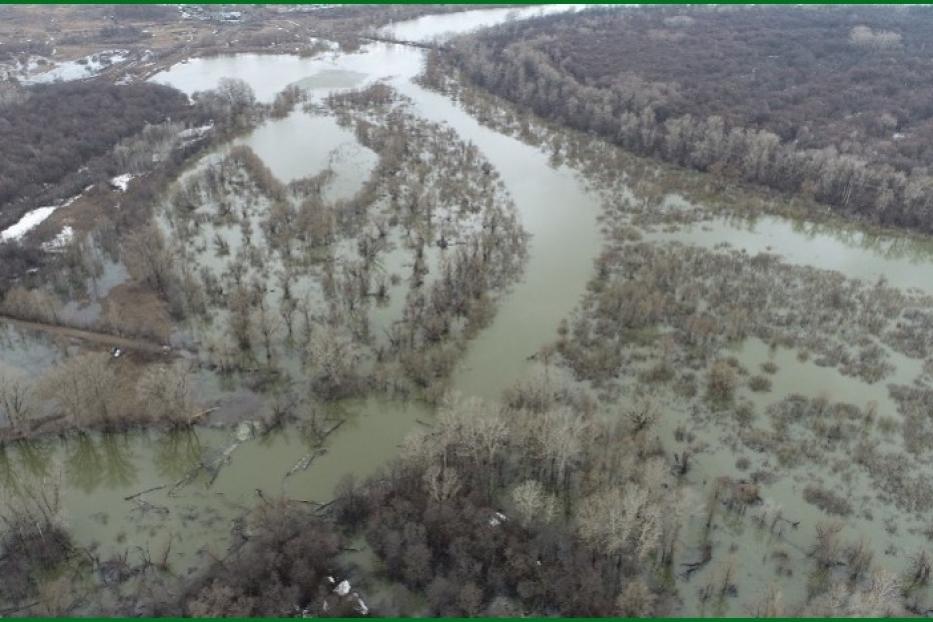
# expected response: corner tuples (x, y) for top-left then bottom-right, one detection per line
(0, 315), (178, 356)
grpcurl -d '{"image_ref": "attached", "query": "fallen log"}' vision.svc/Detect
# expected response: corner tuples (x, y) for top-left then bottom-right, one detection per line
(124, 485), (166, 501)
(189, 407), (218, 423)
(285, 448), (327, 478)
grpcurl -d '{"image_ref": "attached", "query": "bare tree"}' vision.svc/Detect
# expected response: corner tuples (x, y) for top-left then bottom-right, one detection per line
(136, 362), (196, 425)
(0, 374), (35, 432)
(707, 359), (738, 402)
(306, 326), (363, 399)
(38, 353), (130, 427)
(122, 225), (176, 298)
(510, 479), (556, 527)
(1, 286), (61, 324)
(576, 485), (662, 566)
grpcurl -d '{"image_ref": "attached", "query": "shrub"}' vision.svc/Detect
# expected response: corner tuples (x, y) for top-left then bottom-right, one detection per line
(707, 359), (738, 402)
(748, 375), (773, 392)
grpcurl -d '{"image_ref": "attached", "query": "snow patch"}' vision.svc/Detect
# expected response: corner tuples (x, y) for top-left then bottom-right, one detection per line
(1, 207), (58, 242)
(1, 194), (78, 243)
(110, 174), (136, 192)
(178, 124), (214, 141)
(22, 50), (128, 85)
(334, 580), (351, 596)
(42, 225), (74, 252)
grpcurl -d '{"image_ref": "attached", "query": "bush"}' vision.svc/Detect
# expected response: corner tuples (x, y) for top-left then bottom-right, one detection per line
(707, 359), (738, 402)
(803, 485), (853, 517)
(184, 499), (348, 616)
(748, 375), (773, 392)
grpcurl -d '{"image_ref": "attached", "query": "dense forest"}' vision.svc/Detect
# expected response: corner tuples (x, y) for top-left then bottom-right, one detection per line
(433, 5), (933, 231)
(0, 81), (191, 229)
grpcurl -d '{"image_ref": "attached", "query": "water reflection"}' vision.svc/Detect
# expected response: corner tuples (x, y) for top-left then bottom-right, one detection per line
(650, 213), (933, 293)
(64, 433), (139, 493)
(152, 429), (204, 481)
(15, 438), (55, 479)
(66, 433), (105, 494)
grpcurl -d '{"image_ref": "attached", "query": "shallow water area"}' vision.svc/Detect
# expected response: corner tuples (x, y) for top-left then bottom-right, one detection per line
(0, 397), (427, 574)
(379, 4), (590, 43)
(150, 53), (351, 102)
(16, 7), (607, 584)
(647, 213), (933, 293)
(236, 111), (378, 197)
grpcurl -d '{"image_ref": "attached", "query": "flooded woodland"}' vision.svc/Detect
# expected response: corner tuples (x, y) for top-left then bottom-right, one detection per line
(4, 4), (933, 617)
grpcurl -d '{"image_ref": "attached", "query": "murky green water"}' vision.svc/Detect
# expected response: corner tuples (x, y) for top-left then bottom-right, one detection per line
(1, 398), (424, 574)
(4, 9), (605, 587)
(647, 213), (933, 293)
(236, 112), (378, 196)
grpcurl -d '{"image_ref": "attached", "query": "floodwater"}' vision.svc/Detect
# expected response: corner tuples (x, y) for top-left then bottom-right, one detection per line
(647, 213), (933, 294)
(5, 4), (933, 615)
(0, 399), (424, 574)
(150, 54), (358, 103)
(378, 4), (588, 43)
(3, 6), (604, 589)
(237, 112), (378, 196)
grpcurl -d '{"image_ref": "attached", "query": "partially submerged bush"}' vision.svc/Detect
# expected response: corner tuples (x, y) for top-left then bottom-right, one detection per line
(803, 485), (853, 517)
(0, 477), (72, 605)
(748, 375), (772, 392)
(707, 359), (738, 403)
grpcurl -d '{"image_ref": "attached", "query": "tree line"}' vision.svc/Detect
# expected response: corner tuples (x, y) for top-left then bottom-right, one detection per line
(0, 80), (191, 231)
(430, 5), (933, 232)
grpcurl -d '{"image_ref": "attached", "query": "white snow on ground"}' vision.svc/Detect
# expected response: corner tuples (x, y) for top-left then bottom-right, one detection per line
(1, 207), (58, 242)
(42, 225), (74, 252)
(21, 50), (128, 85)
(178, 124), (214, 141)
(110, 173), (136, 191)
(0, 56), (46, 81)
(0, 195), (79, 243)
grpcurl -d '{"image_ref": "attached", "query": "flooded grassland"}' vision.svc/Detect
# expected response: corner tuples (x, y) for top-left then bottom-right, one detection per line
(421, 58), (933, 614)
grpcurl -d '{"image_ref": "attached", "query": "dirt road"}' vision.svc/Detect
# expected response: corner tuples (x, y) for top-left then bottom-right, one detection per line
(0, 315), (177, 356)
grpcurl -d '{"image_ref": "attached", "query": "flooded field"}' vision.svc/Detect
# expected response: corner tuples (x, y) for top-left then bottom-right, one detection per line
(5, 5), (933, 616)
